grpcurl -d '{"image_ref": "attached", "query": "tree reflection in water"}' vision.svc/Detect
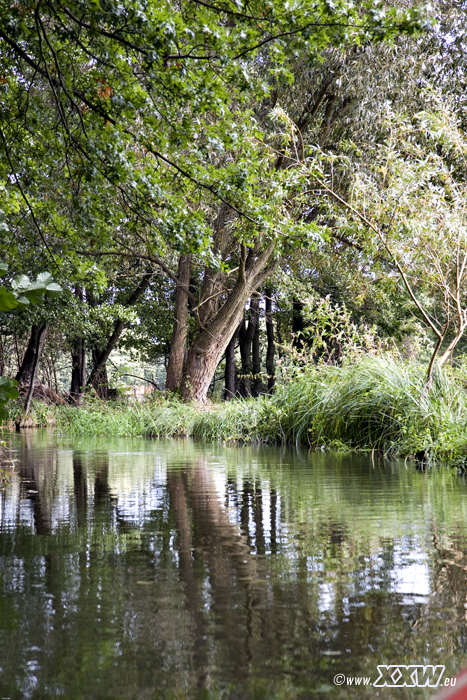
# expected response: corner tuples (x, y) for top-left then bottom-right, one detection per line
(0, 432), (466, 698)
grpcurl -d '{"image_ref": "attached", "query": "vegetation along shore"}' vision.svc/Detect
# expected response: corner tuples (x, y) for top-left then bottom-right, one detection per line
(2, 1), (467, 467)
(4, 356), (467, 467)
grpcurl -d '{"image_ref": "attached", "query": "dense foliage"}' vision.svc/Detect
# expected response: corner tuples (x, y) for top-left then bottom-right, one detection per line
(4, 0), (467, 461)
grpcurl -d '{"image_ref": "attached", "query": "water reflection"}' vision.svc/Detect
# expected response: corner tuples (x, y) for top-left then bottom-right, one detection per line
(0, 432), (467, 698)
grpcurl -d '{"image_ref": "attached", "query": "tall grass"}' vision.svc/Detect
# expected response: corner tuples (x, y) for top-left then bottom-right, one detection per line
(273, 356), (467, 461)
(7, 356), (467, 463)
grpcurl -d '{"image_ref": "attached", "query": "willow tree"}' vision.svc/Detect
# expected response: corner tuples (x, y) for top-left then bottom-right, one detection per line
(306, 102), (467, 386)
(0, 0), (424, 401)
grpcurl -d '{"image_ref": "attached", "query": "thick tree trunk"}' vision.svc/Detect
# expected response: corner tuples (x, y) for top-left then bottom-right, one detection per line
(265, 288), (275, 393)
(224, 322), (241, 400)
(89, 348), (107, 399)
(70, 338), (86, 404)
(86, 272), (153, 396)
(166, 254), (192, 392)
(182, 244), (276, 402)
(16, 324), (47, 387)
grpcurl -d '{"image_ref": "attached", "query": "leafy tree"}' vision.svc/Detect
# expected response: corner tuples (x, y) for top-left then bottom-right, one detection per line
(309, 101), (467, 386)
(0, 237), (61, 416)
(0, 0), (424, 401)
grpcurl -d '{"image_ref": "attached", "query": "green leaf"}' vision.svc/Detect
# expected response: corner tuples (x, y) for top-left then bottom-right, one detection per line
(11, 275), (33, 292)
(0, 287), (19, 312)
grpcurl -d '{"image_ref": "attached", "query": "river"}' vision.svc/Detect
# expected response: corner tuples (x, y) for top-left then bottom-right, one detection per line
(1, 430), (467, 699)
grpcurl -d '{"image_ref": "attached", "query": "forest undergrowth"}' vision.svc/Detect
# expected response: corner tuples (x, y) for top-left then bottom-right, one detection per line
(5, 356), (467, 466)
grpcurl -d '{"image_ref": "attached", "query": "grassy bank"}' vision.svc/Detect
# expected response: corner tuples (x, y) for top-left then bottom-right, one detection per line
(6, 356), (467, 464)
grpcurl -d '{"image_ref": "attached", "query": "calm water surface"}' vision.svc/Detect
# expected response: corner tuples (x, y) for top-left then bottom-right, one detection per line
(1, 431), (467, 699)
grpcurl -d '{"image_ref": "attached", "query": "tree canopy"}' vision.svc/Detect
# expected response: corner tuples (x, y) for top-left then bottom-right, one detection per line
(5, 0), (461, 405)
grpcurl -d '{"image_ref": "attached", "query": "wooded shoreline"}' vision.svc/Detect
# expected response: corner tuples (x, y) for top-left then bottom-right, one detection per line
(5, 356), (467, 467)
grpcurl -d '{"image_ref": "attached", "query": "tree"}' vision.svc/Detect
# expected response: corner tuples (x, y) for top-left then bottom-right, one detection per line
(0, 0), (424, 401)
(0, 211), (61, 416)
(309, 101), (467, 385)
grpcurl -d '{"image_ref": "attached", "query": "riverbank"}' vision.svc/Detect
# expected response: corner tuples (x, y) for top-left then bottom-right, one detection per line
(4, 356), (467, 464)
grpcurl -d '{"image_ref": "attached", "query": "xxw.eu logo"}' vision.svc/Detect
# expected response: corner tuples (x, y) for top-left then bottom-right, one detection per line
(374, 665), (445, 688)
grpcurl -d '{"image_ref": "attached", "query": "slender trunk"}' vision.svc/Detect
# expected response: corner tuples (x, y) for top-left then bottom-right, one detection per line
(252, 299), (262, 397)
(86, 272), (153, 395)
(438, 324), (466, 368)
(238, 298), (260, 397)
(166, 254), (192, 392)
(70, 286), (86, 405)
(24, 323), (47, 414)
(224, 322), (241, 400)
(14, 335), (20, 372)
(53, 360), (58, 394)
(292, 298), (304, 350)
(0, 333), (4, 375)
(237, 316), (250, 397)
(425, 332), (445, 391)
(265, 289), (275, 393)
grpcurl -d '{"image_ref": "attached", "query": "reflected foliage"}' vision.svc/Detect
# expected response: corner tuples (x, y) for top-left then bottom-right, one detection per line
(0, 434), (467, 698)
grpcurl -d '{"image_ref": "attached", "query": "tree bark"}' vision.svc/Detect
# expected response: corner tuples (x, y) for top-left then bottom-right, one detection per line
(252, 298), (263, 397)
(69, 286), (86, 405)
(86, 272), (153, 396)
(224, 321), (241, 400)
(24, 323), (48, 414)
(238, 298), (260, 398)
(16, 324), (48, 387)
(181, 244), (276, 402)
(166, 254), (192, 392)
(265, 288), (275, 393)
(292, 298), (305, 350)
(70, 338), (86, 404)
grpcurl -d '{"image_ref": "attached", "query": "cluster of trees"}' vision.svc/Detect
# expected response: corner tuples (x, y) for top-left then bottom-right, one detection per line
(1, 0), (467, 405)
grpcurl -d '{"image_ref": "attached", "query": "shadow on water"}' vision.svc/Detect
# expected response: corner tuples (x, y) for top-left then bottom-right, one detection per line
(0, 431), (467, 698)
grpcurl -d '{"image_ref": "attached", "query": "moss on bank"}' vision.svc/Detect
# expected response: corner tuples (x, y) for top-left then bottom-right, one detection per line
(4, 356), (467, 464)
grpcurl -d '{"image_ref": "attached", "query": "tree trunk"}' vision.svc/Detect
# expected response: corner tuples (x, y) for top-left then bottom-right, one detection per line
(182, 243), (278, 402)
(24, 323), (48, 414)
(181, 243), (277, 402)
(70, 338), (86, 404)
(238, 298), (260, 398)
(0, 333), (4, 375)
(86, 272), (153, 396)
(16, 324), (47, 387)
(292, 298), (305, 350)
(252, 298), (263, 397)
(224, 321), (241, 400)
(265, 288), (275, 393)
(237, 315), (250, 397)
(90, 347), (111, 399)
(166, 254), (192, 392)
(69, 286), (86, 405)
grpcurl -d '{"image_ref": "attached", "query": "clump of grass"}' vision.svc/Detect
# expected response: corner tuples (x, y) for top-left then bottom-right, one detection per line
(53, 396), (199, 438)
(192, 397), (270, 442)
(274, 356), (467, 460)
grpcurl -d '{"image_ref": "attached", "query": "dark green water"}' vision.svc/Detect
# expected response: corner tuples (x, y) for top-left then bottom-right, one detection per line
(1, 431), (467, 699)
